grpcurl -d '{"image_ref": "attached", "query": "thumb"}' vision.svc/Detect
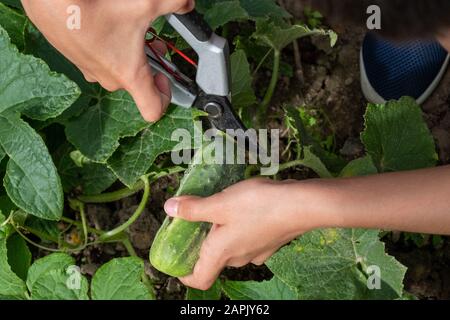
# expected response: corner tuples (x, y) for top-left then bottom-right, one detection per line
(164, 195), (226, 224)
(125, 62), (171, 122)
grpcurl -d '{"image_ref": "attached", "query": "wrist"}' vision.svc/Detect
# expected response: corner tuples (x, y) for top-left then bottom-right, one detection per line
(287, 179), (348, 232)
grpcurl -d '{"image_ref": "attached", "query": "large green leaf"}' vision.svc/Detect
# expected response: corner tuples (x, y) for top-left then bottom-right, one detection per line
(0, 113), (64, 220)
(108, 106), (200, 187)
(91, 257), (153, 300)
(65, 90), (148, 162)
(361, 97), (437, 172)
(0, 225), (28, 299)
(0, 26), (80, 120)
(23, 23), (96, 124)
(223, 277), (297, 300)
(253, 19), (337, 52)
(0, 2), (26, 50)
(231, 50), (256, 109)
(267, 229), (407, 300)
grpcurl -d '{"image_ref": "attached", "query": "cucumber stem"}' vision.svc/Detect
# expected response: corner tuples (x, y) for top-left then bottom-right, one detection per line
(77, 166), (185, 203)
(258, 49), (281, 125)
(99, 176), (151, 242)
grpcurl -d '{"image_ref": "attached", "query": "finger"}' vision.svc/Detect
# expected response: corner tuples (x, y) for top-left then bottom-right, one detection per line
(125, 61), (171, 122)
(157, 0), (195, 15)
(251, 249), (277, 266)
(151, 40), (168, 56)
(79, 68), (97, 83)
(179, 230), (226, 290)
(164, 195), (228, 224)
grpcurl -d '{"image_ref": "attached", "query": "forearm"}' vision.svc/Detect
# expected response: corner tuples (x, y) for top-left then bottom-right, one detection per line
(294, 166), (450, 235)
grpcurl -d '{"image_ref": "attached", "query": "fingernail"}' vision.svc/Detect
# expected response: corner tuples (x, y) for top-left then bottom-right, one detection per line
(164, 199), (179, 217)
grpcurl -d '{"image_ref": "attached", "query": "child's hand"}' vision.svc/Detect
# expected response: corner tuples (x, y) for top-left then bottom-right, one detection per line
(21, 0), (195, 122)
(163, 178), (327, 290)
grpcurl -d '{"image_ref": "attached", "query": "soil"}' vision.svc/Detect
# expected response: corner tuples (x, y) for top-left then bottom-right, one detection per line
(70, 1), (450, 300)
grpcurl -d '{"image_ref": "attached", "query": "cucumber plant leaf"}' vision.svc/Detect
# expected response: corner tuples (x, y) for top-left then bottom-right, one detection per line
(56, 144), (117, 195)
(0, 25), (80, 119)
(267, 229), (407, 300)
(91, 257), (154, 300)
(26, 252), (75, 291)
(231, 50), (256, 109)
(107, 106), (200, 187)
(204, 1), (249, 30)
(0, 222), (28, 300)
(0, 2), (26, 50)
(65, 90), (148, 163)
(223, 277), (297, 300)
(361, 97), (438, 172)
(30, 269), (89, 300)
(339, 156), (378, 178)
(0, 113), (64, 220)
(186, 280), (222, 300)
(6, 233), (31, 281)
(253, 19), (337, 52)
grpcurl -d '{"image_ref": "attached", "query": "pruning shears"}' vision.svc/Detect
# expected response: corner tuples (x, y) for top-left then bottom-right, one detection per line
(146, 10), (251, 142)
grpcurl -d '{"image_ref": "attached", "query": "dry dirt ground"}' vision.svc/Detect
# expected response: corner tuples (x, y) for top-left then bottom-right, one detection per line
(71, 1), (450, 300)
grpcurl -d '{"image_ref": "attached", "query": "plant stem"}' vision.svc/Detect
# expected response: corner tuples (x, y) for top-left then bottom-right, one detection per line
(99, 176), (151, 242)
(60, 216), (104, 235)
(78, 181), (144, 203)
(78, 203), (88, 248)
(259, 49), (281, 125)
(77, 166), (185, 204)
(122, 237), (156, 299)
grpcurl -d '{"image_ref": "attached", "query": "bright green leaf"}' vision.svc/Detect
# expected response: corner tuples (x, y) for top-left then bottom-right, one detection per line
(361, 97), (437, 172)
(0, 113), (64, 220)
(91, 257), (153, 300)
(267, 229), (407, 300)
(223, 277), (297, 300)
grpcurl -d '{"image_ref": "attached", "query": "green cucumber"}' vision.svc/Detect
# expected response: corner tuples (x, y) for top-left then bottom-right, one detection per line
(150, 141), (245, 277)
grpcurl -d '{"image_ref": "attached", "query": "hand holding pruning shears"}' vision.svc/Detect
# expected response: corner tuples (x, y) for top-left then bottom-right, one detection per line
(22, 0), (195, 122)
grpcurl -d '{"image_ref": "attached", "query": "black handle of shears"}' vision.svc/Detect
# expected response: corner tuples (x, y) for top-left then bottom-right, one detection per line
(173, 10), (213, 42)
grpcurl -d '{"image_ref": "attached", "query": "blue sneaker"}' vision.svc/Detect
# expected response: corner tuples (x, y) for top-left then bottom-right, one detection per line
(360, 32), (449, 104)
